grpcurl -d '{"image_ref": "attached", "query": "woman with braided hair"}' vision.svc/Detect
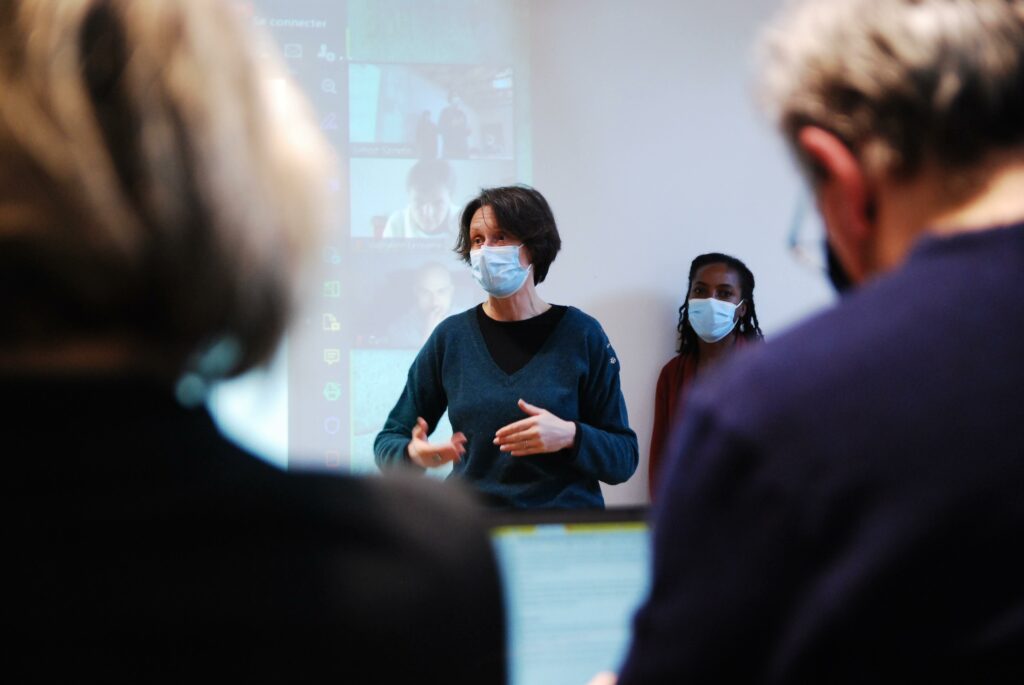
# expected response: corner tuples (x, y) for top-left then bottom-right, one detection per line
(648, 253), (764, 498)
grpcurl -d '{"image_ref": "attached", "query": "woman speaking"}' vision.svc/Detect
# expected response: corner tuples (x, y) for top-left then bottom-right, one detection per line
(375, 186), (638, 508)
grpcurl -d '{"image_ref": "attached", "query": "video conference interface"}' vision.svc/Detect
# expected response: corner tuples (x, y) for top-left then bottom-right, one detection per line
(211, 0), (532, 473)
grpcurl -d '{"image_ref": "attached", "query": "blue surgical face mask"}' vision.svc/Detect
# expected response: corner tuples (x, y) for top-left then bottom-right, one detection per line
(470, 245), (532, 298)
(688, 297), (742, 343)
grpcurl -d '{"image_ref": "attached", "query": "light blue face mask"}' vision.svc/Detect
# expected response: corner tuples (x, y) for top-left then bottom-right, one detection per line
(688, 297), (743, 343)
(470, 245), (532, 298)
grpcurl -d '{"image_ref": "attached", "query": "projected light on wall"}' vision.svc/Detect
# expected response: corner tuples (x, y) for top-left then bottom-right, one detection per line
(211, 0), (532, 474)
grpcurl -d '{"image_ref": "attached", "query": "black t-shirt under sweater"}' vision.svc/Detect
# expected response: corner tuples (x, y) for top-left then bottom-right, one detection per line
(476, 304), (568, 375)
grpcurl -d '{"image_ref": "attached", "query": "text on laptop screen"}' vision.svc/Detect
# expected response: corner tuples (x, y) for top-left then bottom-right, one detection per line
(492, 520), (651, 685)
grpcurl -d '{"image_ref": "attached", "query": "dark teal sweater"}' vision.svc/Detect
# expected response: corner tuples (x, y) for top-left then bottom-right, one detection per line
(374, 306), (639, 508)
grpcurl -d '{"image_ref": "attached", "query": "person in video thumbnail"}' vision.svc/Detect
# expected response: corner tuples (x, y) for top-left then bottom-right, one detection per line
(415, 109), (439, 159)
(648, 253), (763, 498)
(381, 159), (460, 239)
(439, 90), (471, 159)
(386, 262), (456, 348)
(374, 185), (639, 508)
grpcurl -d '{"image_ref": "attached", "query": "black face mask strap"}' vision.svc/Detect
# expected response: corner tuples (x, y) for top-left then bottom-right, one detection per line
(824, 239), (854, 294)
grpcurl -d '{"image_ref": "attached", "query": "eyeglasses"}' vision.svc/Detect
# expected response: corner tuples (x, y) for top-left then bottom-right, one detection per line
(786, 189), (828, 274)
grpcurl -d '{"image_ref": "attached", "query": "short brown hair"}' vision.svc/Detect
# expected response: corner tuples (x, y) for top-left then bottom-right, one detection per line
(454, 185), (561, 285)
(0, 0), (332, 378)
(758, 0), (1024, 180)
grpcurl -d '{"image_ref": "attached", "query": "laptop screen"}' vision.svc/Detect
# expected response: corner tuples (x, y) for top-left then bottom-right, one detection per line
(489, 508), (651, 685)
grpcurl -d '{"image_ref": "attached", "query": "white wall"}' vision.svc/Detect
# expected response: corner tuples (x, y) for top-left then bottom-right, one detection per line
(527, 0), (835, 504)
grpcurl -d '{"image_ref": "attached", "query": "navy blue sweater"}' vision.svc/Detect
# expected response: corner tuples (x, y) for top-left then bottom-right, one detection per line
(374, 306), (638, 508)
(619, 222), (1024, 683)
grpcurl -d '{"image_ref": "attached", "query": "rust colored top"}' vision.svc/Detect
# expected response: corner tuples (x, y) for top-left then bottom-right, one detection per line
(649, 337), (755, 499)
(649, 353), (697, 499)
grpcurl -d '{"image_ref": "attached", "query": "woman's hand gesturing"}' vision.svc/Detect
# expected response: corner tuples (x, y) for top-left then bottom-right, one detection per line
(407, 416), (467, 468)
(493, 399), (576, 457)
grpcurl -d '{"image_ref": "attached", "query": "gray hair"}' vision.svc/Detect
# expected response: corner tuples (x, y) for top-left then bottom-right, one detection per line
(758, 0), (1024, 180)
(0, 0), (332, 378)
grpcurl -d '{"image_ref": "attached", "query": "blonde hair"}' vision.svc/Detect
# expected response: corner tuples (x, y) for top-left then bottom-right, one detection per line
(758, 0), (1024, 180)
(0, 0), (332, 378)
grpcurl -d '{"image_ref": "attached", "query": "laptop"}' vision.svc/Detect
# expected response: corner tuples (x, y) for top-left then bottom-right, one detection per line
(488, 507), (651, 685)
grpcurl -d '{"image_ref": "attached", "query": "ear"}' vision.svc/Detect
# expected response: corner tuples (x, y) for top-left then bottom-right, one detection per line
(519, 244), (533, 267)
(736, 301), (748, 321)
(797, 126), (876, 283)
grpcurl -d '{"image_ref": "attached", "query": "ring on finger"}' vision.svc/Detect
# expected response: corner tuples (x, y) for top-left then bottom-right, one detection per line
(432, 454), (442, 465)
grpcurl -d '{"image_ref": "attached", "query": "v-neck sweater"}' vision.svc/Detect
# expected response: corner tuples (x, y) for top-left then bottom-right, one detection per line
(476, 303), (568, 375)
(374, 305), (639, 508)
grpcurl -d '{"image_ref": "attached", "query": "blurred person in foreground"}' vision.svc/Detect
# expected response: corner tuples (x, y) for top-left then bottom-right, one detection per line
(2, 1), (503, 682)
(616, 0), (1024, 682)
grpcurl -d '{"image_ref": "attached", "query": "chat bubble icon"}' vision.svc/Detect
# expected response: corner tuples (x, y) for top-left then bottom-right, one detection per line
(324, 349), (341, 365)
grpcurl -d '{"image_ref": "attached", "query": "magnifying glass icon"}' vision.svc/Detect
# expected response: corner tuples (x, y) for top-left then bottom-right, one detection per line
(321, 78), (337, 95)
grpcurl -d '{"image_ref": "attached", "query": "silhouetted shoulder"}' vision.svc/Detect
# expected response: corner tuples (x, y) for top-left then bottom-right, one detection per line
(9, 377), (505, 684)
